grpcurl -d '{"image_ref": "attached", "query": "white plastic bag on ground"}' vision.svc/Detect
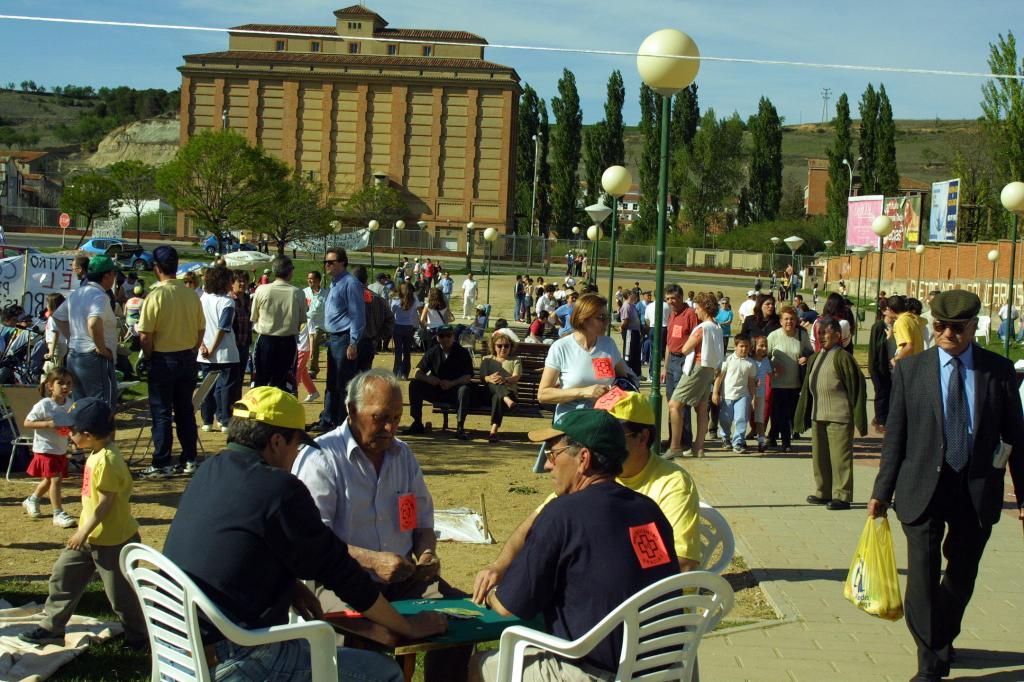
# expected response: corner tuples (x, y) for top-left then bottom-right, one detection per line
(434, 508), (494, 544)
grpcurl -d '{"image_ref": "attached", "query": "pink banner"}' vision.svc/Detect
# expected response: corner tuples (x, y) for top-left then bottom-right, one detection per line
(845, 195), (885, 249)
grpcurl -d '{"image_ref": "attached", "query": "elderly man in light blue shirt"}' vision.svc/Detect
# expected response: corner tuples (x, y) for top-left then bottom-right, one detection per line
(293, 368), (470, 682)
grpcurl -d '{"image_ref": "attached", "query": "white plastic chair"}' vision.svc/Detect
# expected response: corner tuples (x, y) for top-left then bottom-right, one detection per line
(975, 315), (991, 345)
(698, 501), (735, 575)
(494, 571), (733, 682)
(119, 542), (338, 682)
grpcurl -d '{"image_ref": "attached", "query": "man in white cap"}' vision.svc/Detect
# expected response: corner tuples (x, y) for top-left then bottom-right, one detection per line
(738, 290), (758, 322)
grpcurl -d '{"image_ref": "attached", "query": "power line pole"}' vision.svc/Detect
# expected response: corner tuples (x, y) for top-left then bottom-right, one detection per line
(820, 88), (832, 124)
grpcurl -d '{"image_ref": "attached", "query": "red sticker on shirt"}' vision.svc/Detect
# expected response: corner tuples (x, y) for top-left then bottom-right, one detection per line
(81, 465), (92, 498)
(398, 494), (417, 532)
(592, 357), (614, 379)
(57, 427), (71, 437)
(594, 386), (627, 411)
(629, 522), (671, 569)
(671, 324), (684, 339)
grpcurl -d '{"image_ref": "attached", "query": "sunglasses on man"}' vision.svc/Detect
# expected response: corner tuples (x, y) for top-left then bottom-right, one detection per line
(932, 319), (970, 334)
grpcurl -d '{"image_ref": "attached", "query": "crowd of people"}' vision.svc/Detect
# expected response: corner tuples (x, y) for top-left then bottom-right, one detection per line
(8, 245), (1023, 682)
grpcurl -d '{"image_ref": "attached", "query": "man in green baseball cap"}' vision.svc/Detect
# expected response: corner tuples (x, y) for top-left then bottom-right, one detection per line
(469, 408), (680, 681)
(51, 254), (120, 405)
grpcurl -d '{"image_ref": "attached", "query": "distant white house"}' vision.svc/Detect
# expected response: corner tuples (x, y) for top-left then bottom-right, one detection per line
(109, 198), (173, 218)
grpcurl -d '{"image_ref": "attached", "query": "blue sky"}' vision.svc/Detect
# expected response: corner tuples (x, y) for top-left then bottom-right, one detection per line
(0, 0), (1019, 125)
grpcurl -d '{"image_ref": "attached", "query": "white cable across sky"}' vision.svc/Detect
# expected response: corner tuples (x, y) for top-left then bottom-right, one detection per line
(1, 13), (1021, 82)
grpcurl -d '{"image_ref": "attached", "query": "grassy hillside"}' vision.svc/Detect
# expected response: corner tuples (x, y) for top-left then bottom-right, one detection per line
(0, 90), (92, 148)
(614, 118), (976, 190)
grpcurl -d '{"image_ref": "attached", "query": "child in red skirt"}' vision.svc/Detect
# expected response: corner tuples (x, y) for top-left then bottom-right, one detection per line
(22, 368), (76, 528)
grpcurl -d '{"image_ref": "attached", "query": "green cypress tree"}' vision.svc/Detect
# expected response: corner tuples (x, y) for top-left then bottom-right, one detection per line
(601, 71), (626, 167)
(874, 85), (900, 196)
(635, 83), (662, 241)
(582, 122), (607, 206)
(747, 96), (783, 222)
(550, 69), (583, 237)
(826, 93), (853, 246)
(513, 84), (541, 235)
(669, 84), (699, 217)
(537, 101), (553, 237)
(858, 84), (879, 194)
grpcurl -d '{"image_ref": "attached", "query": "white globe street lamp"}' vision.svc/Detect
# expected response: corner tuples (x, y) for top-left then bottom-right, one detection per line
(637, 28), (700, 452)
(601, 165), (632, 333)
(988, 248), (1001, 317)
(483, 226), (498, 304)
(367, 219), (380, 272)
(1000, 182), (1024, 357)
(391, 218), (405, 249)
(914, 243), (926, 297)
(871, 215), (893, 307)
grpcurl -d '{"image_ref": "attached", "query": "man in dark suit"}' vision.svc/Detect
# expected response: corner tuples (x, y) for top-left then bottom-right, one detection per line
(869, 290), (1024, 681)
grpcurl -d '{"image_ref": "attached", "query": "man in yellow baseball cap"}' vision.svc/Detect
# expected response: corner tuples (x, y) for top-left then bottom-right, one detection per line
(472, 391), (704, 608)
(163, 385), (447, 681)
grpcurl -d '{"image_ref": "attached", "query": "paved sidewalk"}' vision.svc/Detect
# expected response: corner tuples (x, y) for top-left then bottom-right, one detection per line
(686, 437), (1024, 681)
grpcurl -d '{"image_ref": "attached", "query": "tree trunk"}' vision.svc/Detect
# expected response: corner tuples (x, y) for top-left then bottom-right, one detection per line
(136, 212), (142, 247)
(74, 218), (93, 249)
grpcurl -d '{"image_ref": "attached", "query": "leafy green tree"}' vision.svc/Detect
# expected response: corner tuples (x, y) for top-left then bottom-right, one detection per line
(513, 84), (542, 235)
(874, 85), (899, 196)
(747, 96), (784, 222)
(537, 102), (553, 237)
(108, 160), (157, 247)
(949, 140), (998, 241)
(156, 130), (281, 253)
(339, 183), (406, 230)
(582, 122), (607, 206)
(601, 71), (626, 168)
(635, 84), (663, 241)
(255, 167), (337, 255)
(550, 69), (583, 237)
(669, 84), (699, 217)
(60, 171), (119, 248)
(858, 84), (879, 194)
(981, 31), (1024, 183)
(778, 180), (807, 220)
(826, 93), (853, 246)
(676, 109), (745, 245)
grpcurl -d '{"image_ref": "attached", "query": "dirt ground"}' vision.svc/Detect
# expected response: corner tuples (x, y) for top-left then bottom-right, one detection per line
(0, 272), (774, 621)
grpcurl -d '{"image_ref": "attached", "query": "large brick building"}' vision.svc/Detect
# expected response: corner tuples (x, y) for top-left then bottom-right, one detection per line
(176, 5), (521, 244)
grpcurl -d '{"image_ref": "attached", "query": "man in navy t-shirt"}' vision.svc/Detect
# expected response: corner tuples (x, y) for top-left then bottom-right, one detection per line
(470, 409), (679, 681)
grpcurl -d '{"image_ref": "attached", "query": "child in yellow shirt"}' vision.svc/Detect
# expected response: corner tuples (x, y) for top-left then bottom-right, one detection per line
(19, 398), (146, 649)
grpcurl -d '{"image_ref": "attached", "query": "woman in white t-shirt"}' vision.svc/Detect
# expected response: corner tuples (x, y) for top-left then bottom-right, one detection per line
(197, 267), (238, 431)
(539, 293), (633, 422)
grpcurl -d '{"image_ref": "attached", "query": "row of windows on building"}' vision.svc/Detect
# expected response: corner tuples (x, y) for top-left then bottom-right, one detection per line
(273, 39), (432, 56)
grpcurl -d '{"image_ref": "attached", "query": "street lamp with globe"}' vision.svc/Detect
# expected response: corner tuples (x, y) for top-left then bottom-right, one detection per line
(852, 246), (869, 322)
(483, 226), (498, 304)
(584, 203), (612, 286)
(914, 244), (926, 298)
(783, 235), (805, 293)
(1000, 181), (1024, 356)
(586, 223), (603, 286)
(636, 28), (700, 449)
(391, 219), (405, 249)
(871, 215), (893, 311)
(602, 165), (632, 323)
(572, 225), (581, 251)
(367, 219), (380, 273)
(987, 248), (1000, 318)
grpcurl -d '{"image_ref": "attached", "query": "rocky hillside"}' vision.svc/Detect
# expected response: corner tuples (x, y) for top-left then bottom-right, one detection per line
(85, 118), (180, 168)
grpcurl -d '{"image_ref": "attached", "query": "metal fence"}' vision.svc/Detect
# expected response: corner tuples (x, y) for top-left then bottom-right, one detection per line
(1, 204), (179, 236)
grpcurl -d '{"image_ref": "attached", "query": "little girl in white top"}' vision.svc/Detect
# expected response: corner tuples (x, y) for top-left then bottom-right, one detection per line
(22, 369), (76, 528)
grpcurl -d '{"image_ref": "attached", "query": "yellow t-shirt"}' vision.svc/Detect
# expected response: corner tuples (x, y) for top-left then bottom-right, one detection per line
(537, 455), (702, 564)
(893, 312), (923, 356)
(80, 444), (139, 546)
(136, 279), (205, 353)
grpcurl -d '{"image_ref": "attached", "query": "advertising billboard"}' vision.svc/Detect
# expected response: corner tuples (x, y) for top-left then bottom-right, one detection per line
(881, 195), (922, 249)
(845, 195), (885, 249)
(928, 179), (960, 243)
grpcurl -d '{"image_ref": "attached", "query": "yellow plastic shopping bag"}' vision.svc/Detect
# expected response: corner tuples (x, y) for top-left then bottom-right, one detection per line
(843, 516), (904, 621)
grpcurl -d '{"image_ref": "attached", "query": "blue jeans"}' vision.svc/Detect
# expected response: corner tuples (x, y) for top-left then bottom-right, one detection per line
(392, 325), (414, 378)
(148, 350), (199, 467)
(319, 332), (358, 429)
(998, 319), (1024, 343)
(665, 354), (692, 447)
(513, 294), (524, 321)
(199, 362), (235, 427)
(212, 639), (402, 682)
(718, 395), (750, 447)
(66, 350), (116, 405)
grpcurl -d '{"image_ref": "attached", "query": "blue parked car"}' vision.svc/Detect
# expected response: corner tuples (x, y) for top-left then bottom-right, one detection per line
(80, 238), (154, 270)
(203, 234), (256, 255)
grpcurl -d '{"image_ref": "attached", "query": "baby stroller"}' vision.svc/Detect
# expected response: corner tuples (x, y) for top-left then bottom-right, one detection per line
(0, 325), (46, 385)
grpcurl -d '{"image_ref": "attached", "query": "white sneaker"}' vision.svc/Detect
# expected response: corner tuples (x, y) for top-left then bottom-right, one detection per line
(22, 497), (40, 518)
(303, 392), (320, 403)
(52, 511), (77, 528)
(140, 465), (175, 480)
(201, 424), (212, 432)
(182, 461), (198, 475)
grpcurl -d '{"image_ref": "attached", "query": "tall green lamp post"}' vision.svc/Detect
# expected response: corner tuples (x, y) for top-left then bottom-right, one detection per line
(367, 219), (380, 274)
(852, 246), (869, 323)
(871, 215), (893, 313)
(636, 28), (700, 453)
(987, 248), (1000, 320)
(483, 226), (498, 305)
(584, 203), (611, 286)
(602, 165), (632, 334)
(586, 224), (603, 287)
(914, 244), (926, 298)
(1000, 181), (1024, 357)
